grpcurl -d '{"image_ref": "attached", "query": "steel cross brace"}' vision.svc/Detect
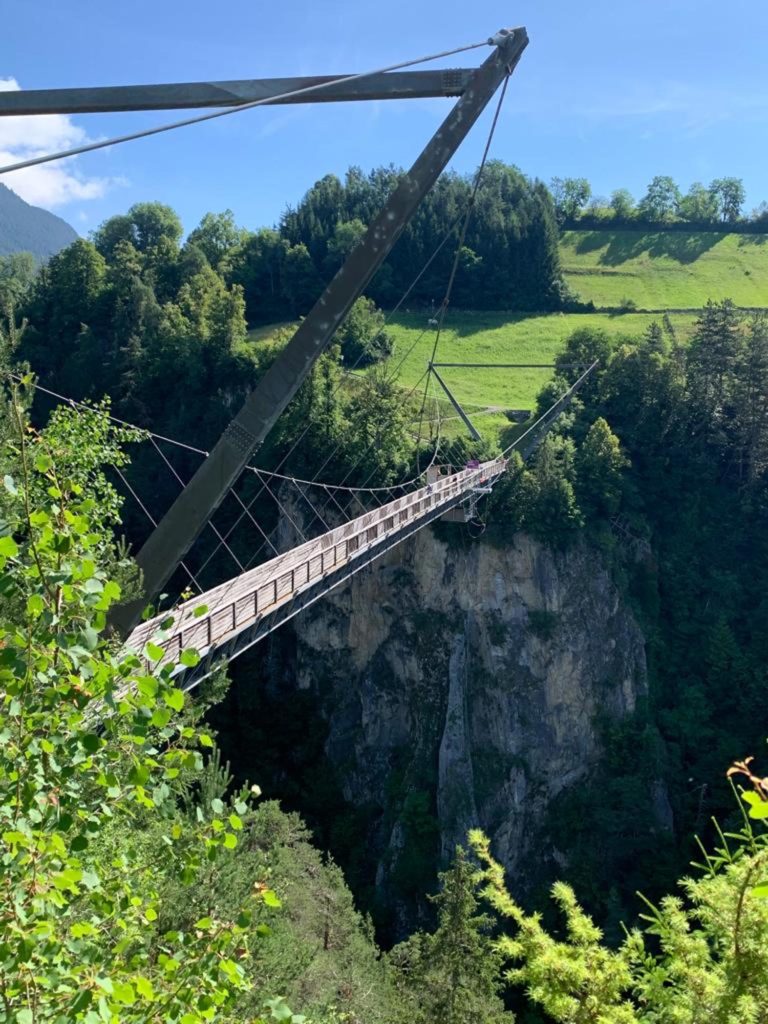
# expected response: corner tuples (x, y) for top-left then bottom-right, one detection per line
(97, 27), (529, 631)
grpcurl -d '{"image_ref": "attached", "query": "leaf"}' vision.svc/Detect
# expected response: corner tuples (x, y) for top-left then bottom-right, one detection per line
(134, 976), (155, 1001)
(264, 997), (294, 1021)
(193, 604), (209, 618)
(223, 833), (237, 850)
(129, 763), (150, 786)
(112, 981), (136, 1005)
(26, 593), (44, 617)
(82, 626), (99, 651)
(180, 649), (200, 668)
(150, 706), (172, 728)
(742, 791), (768, 819)
(0, 536), (18, 558)
(164, 688), (184, 712)
(145, 642), (165, 662)
(229, 813), (243, 831)
(70, 922), (97, 938)
(751, 883), (768, 899)
(262, 889), (281, 909)
(3, 474), (17, 496)
(138, 676), (159, 699)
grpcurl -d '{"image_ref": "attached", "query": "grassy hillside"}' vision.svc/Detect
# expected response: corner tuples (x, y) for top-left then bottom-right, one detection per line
(249, 310), (696, 434)
(561, 229), (768, 310)
(248, 229), (768, 442)
(371, 310), (695, 414)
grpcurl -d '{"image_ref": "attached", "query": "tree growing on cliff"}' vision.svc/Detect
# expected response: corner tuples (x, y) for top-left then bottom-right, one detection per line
(575, 417), (628, 519)
(390, 847), (511, 1024)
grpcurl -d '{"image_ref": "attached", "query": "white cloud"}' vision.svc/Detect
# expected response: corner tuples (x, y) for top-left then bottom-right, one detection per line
(0, 77), (126, 209)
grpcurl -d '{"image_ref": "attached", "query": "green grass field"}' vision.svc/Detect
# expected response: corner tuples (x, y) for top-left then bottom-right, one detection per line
(248, 309), (699, 439)
(248, 310), (696, 420)
(381, 310), (696, 413)
(561, 230), (768, 310)
(246, 228), (768, 443)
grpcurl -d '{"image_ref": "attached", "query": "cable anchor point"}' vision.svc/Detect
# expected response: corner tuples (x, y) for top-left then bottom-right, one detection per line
(487, 28), (515, 46)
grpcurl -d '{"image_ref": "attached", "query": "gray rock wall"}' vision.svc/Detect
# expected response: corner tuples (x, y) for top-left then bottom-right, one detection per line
(289, 525), (647, 914)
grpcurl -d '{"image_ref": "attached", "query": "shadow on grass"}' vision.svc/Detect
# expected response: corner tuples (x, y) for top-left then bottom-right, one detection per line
(388, 310), (554, 340)
(738, 234), (768, 248)
(574, 230), (724, 266)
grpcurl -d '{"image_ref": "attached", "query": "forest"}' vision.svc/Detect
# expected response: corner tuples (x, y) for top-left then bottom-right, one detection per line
(3, 160), (768, 1021)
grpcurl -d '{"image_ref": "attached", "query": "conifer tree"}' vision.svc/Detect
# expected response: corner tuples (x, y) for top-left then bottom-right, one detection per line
(390, 846), (512, 1024)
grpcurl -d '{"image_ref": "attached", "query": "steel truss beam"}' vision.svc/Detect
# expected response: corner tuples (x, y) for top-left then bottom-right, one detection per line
(0, 70), (476, 116)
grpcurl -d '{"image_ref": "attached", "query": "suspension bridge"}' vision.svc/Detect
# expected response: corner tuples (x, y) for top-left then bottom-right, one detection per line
(4, 24), (599, 688)
(119, 359), (593, 688)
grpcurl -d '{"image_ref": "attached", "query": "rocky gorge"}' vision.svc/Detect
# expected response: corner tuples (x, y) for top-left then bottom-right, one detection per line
(213, 522), (649, 932)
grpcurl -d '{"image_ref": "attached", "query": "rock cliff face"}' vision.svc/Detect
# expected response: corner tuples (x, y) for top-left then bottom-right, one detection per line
(285, 525), (647, 920)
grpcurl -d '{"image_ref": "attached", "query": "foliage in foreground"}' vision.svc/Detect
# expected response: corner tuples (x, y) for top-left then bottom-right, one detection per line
(471, 770), (768, 1023)
(0, 376), (414, 1022)
(0, 387), (287, 1022)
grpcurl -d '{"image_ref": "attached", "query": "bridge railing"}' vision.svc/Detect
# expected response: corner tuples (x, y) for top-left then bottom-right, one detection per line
(126, 457), (507, 664)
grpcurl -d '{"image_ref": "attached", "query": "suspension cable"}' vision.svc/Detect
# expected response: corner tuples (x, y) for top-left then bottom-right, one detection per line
(113, 466), (203, 595)
(422, 72), (510, 419)
(149, 437), (245, 574)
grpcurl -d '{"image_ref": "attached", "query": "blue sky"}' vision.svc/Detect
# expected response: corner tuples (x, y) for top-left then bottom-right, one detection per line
(3, 0), (768, 236)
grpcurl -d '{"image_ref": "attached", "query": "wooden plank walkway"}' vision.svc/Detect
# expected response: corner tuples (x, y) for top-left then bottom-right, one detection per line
(126, 457), (507, 685)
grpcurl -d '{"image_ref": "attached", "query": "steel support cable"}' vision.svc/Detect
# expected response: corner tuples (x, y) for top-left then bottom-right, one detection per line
(113, 466), (203, 595)
(501, 360), (600, 458)
(20, 373), (438, 497)
(0, 39), (492, 176)
(191, 465), (310, 584)
(226, 486), (280, 556)
(11, 374), (211, 456)
(422, 72), (510, 446)
(291, 478), (331, 532)
(321, 483), (352, 524)
(149, 437), (247, 574)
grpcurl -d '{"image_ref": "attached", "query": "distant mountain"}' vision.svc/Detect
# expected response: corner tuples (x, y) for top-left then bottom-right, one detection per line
(0, 183), (79, 261)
